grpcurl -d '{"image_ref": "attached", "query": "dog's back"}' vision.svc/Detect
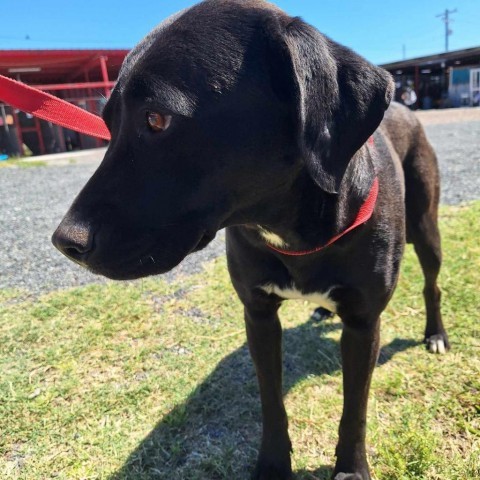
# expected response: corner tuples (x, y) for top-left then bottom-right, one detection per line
(380, 102), (440, 228)
(380, 101), (446, 353)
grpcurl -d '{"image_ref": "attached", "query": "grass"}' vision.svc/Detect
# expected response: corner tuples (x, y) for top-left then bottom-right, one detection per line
(1, 202), (479, 480)
(0, 159), (47, 169)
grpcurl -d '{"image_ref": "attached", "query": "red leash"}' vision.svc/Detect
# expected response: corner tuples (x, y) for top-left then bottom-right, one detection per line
(0, 74), (111, 141)
(267, 137), (378, 256)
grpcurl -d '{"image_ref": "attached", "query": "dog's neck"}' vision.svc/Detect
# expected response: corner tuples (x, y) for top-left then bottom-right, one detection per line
(243, 144), (377, 253)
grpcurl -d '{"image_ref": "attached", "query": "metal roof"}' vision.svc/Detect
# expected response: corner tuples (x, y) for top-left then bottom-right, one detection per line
(0, 49), (129, 85)
(380, 45), (480, 70)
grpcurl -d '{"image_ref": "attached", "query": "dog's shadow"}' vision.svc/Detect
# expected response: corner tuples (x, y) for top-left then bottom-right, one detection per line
(110, 318), (419, 479)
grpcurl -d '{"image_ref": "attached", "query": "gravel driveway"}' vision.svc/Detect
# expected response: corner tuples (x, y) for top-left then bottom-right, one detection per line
(0, 158), (225, 294)
(1, 108), (479, 294)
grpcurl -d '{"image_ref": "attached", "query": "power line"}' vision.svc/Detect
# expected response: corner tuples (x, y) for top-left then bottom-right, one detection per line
(436, 8), (457, 52)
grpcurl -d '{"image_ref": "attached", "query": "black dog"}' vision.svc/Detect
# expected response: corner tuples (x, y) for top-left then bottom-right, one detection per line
(52, 1), (449, 478)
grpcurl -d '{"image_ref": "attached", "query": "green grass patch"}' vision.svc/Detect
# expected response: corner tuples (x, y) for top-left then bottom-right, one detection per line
(0, 159), (47, 169)
(1, 202), (479, 479)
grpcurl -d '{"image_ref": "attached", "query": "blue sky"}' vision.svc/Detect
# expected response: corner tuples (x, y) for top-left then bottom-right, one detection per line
(1, 0), (479, 64)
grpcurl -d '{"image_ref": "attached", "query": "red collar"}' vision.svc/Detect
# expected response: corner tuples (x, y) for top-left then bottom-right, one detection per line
(266, 137), (378, 256)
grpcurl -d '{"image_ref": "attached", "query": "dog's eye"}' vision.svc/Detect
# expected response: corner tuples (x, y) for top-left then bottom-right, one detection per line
(146, 112), (171, 132)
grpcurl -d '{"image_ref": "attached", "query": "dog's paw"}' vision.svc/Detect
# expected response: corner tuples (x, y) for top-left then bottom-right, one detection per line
(334, 474), (365, 480)
(252, 457), (292, 480)
(425, 333), (450, 354)
(333, 457), (370, 480)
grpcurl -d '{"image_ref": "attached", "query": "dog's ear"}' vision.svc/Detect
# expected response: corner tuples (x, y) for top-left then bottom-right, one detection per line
(266, 16), (394, 193)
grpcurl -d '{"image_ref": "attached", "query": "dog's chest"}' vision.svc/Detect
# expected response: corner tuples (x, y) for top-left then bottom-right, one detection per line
(260, 283), (337, 313)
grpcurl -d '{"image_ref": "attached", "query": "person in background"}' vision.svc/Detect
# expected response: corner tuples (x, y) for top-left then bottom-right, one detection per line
(401, 81), (418, 110)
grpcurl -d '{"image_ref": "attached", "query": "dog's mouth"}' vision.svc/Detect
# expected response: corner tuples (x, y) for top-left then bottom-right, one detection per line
(77, 227), (217, 281)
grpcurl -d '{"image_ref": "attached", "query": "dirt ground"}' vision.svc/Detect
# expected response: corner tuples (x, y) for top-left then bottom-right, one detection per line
(415, 106), (480, 125)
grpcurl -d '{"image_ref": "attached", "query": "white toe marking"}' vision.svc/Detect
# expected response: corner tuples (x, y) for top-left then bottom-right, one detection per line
(260, 283), (337, 313)
(437, 339), (446, 354)
(428, 338), (446, 354)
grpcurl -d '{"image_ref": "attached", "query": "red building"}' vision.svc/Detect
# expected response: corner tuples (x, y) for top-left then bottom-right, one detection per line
(0, 49), (128, 156)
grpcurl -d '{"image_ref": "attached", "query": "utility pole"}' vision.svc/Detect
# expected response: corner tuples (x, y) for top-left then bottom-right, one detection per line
(436, 8), (457, 52)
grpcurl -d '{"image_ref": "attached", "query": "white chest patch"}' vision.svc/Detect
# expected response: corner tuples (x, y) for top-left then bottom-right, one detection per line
(260, 283), (337, 313)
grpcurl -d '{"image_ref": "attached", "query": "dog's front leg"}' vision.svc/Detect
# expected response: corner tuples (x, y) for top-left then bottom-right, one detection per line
(333, 317), (380, 480)
(245, 304), (292, 480)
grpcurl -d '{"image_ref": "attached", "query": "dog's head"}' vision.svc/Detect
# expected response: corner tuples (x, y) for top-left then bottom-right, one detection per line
(52, 0), (393, 280)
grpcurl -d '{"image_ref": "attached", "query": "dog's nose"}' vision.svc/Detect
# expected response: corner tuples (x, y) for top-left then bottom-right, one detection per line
(52, 218), (94, 262)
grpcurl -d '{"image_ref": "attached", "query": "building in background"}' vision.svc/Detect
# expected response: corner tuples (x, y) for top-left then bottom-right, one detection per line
(381, 46), (480, 110)
(0, 49), (128, 156)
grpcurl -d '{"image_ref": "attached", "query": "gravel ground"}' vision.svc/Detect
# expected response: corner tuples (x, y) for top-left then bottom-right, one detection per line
(0, 161), (225, 294)
(423, 121), (480, 205)
(0, 111), (479, 294)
